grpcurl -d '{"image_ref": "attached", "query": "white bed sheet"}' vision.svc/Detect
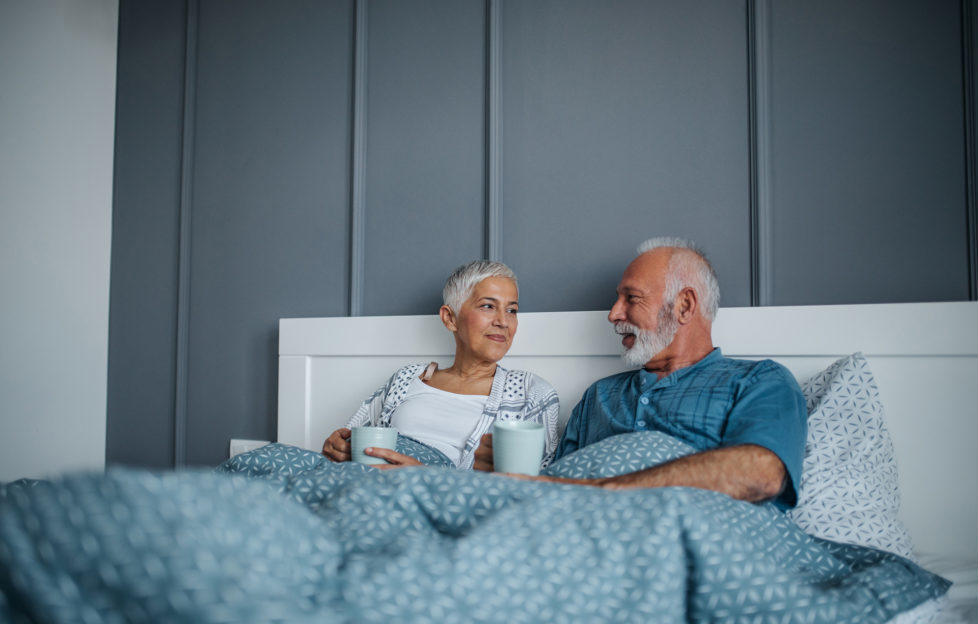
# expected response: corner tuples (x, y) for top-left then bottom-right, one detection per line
(923, 553), (978, 624)
(891, 553), (978, 624)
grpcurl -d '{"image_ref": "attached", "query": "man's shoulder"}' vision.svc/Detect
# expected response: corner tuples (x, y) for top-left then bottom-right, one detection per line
(709, 353), (792, 376)
(707, 354), (801, 390)
(585, 369), (640, 392)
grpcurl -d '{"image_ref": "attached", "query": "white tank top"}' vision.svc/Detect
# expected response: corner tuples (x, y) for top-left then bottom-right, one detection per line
(389, 375), (488, 467)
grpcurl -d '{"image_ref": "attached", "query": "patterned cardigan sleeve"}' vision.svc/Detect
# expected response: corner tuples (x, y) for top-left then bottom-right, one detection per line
(345, 381), (388, 428)
(521, 373), (561, 468)
(345, 364), (424, 429)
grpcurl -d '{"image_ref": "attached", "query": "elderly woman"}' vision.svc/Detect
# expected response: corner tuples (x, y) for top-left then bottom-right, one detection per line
(321, 260), (559, 470)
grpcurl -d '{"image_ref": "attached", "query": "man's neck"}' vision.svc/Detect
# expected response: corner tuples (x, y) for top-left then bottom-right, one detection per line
(643, 331), (714, 379)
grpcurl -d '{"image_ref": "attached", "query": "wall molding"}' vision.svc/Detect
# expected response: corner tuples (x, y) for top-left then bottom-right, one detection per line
(349, 0), (368, 316)
(485, 0), (502, 262)
(747, 0), (773, 307)
(965, 0), (978, 300)
(174, 0), (199, 468)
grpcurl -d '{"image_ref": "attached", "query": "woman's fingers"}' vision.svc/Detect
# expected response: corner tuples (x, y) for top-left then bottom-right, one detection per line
(322, 428), (353, 461)
(473, 433), (494, 471)
(365, 447), (422, 469)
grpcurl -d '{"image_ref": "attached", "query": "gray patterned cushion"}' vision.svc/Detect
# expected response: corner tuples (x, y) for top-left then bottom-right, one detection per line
(788, 352), (915, 558)
(543, 431), (694, 479)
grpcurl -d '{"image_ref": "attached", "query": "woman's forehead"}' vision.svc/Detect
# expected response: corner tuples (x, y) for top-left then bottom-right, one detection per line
(469, 276), (518, 301)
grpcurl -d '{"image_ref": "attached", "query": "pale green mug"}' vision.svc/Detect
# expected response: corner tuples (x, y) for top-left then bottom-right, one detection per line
(351, 426), (397, 465)
(492, 420), (544, 476)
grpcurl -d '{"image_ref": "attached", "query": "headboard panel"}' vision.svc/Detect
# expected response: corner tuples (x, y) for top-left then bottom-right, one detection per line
(278, 302), (978, 559)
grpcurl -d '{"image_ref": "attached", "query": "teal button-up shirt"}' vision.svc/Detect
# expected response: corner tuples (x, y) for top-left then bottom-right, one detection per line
(555, 348), (807, 509)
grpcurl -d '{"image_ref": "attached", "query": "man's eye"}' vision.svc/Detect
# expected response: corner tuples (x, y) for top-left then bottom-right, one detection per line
(507, 308), (518, 315)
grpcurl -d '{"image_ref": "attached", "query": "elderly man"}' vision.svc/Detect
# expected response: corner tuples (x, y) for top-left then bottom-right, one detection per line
(546, 237), (806, 509)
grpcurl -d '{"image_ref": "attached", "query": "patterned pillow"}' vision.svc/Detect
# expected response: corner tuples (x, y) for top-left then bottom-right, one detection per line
(787, 353), (915, 559)
(543, 431), (695, 479)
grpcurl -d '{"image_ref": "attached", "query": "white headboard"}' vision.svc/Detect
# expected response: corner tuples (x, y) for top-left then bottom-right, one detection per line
(278, 302), (978, 559)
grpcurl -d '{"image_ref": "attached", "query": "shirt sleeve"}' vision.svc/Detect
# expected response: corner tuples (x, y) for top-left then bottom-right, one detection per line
(721, 360), (808, 509)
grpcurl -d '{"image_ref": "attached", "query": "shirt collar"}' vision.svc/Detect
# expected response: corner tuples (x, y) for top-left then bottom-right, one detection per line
(638, 347), (722, 389)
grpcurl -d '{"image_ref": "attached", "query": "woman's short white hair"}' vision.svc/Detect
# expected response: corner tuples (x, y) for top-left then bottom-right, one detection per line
(636, 237), (720, 321)
(442, 260), (518, 313)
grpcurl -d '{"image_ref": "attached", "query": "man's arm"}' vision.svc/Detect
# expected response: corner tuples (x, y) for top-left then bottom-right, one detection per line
(535, 443), (786, 503)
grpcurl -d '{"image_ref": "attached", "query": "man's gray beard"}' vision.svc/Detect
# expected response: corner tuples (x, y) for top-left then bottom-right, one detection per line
(617, 303), (679, 368)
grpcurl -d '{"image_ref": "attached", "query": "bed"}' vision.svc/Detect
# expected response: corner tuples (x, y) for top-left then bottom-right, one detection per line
(275, 301), (978, 623)
(1, 302), (975, 622)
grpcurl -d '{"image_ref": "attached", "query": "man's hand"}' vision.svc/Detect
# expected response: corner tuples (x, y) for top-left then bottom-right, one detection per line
(322, 427), (352, 462)
(364, 447), (424, 469)
(473, 433), (494, 471)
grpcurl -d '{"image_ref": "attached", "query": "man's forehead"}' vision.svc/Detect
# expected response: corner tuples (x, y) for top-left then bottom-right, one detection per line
(621, 250), (670, 287)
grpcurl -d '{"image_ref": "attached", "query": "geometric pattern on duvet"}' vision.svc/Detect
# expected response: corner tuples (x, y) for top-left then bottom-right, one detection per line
(1, 438), (949, 623)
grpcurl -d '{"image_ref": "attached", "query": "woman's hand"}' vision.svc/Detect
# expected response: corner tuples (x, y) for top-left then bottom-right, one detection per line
(365, 447), (424, 469)
(322, 427), (352, 462)
(473, 433), (494, 471)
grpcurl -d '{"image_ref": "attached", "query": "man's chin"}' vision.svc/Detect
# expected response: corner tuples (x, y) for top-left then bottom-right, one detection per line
(622, 347), (652, 368)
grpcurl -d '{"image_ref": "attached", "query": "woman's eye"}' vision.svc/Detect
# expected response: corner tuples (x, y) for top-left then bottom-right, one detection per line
(507, 308), (518, 315)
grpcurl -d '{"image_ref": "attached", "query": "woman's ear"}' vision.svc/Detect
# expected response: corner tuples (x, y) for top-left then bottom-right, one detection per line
(439, 305), (458, 332)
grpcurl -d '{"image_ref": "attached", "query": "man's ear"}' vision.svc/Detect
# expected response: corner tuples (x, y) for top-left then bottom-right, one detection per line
(675, 287), (698, 324)
(439, 305), (458, 332)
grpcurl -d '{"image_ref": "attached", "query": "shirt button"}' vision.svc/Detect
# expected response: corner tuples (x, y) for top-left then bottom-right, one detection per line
(637, 420), (646, 428)
(640, 396), (650, 405)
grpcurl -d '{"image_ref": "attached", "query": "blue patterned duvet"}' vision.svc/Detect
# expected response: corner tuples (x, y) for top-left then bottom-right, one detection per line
(0, 434), (949, 623)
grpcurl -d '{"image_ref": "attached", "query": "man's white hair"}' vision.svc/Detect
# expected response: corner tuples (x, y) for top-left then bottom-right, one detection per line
(636, 237), (720, 321)
(442, 260), (518, 313)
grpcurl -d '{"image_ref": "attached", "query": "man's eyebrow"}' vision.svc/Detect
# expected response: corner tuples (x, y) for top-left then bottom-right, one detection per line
(617, 285), (645, 295)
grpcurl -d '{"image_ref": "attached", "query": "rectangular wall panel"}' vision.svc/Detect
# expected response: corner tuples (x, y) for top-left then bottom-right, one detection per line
(186, 0), (354, 466)
(767, 0), (969, 305)
(107, 0), (187, 469)
(361, 0), (487, 316)
(500, 0), (753, 313)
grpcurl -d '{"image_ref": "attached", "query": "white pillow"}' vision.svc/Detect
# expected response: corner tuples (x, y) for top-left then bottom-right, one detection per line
(787, 352), (915, 559)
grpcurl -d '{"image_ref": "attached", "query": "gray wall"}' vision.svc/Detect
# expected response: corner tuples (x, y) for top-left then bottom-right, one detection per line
(108, 0), (978, 468)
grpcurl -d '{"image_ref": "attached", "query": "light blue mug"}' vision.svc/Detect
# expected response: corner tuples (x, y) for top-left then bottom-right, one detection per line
(351, 426), (398, 465)
(492, 420), (544, 476)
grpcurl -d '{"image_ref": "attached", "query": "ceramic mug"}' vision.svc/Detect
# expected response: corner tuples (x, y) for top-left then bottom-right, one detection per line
(492, 420), (544, 476)
(350, 426), (398, 465)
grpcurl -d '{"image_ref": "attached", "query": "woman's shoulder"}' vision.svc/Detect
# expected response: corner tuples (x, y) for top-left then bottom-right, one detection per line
(497, 365), (557, 398)
(385, 363), (428, 385)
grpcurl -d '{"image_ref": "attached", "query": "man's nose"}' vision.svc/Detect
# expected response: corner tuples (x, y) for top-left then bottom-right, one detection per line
(608, 298), (625, 323)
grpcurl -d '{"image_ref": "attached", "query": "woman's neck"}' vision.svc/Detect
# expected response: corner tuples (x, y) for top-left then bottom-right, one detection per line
(424, 356), (497, 395)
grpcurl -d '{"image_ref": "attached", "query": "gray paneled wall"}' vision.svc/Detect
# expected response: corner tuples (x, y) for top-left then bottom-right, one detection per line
(767, 0), (970, 304)
(108, 0), (977, 468)
(107, 0), (187, 469)
(500, 1), (753, 310)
